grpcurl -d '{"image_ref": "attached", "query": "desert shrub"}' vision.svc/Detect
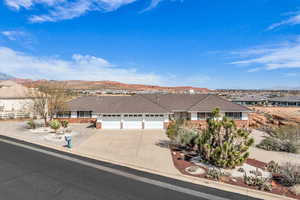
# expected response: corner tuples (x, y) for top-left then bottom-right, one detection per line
(166, 120), (200, 148)
(277, 163), (300, 187)
(266, 160), (281, 174)
(196, 108), (254, 169)
(205, 168), (225, 181)
(249, 168), (262, 176)
(176, 127), (199, 148)
(243, 174), (272, 191)
(166, 120), (181, 140)
(49, 120), (61, 133)
(60, 120), (69, 128)
(27, 120), (36, 129)
(257, 126), (300, 153)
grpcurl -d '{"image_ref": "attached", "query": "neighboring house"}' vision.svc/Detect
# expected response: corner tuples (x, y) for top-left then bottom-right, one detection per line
(231, 96), (266, 106)
(56, 94), (251, 130)
(0, 80), (35, 119)
(268, 96), (300, 107)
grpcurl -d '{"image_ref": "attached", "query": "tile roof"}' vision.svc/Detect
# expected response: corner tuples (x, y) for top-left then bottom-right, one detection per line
(140, 94), (209, 111)
(188, 95), (251, 112)
(269, 96), (300, 102)
(68, 95), (169, 113)
(68, 94), (250, 113)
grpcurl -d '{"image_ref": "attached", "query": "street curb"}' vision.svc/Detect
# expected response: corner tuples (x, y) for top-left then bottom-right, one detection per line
(0, 134), (296, 200)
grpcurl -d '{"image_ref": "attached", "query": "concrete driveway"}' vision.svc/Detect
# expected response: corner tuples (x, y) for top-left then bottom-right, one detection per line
(75, 130), (180, 175)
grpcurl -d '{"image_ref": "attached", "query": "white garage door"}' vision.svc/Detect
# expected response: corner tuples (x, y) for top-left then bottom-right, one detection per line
(102, 114), (121, 129)
(144, 114), (164, 129)
(123, 114), (142, 129)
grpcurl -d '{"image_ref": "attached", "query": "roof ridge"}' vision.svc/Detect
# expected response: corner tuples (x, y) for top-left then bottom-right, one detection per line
(138, 94), (171, 113)
(212, 95), (252, 111)
(187, 94), (211, 111)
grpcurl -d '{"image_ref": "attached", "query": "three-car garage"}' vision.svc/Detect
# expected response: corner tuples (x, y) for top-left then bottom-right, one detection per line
(99, 114), (166, 130)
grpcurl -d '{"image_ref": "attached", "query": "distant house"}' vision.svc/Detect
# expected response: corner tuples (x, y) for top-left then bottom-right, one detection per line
(231, 96), (266, 106)
(268, 96), (300, 107)
(56, 94), (251, 129)
(0, 81), (35, 119)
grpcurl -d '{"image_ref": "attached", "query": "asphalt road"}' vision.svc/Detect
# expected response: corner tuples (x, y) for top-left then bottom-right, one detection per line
(0, 136), (260, 200)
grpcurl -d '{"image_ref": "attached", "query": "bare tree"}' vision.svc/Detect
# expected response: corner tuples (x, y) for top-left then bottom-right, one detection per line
(30, 82), (69, 126)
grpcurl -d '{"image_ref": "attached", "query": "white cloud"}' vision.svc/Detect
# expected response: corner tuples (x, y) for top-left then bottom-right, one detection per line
(1, 30), (36, 49)
(230, 37), (300, 71)
(284, 72), (298, 77)
(0, 46), (209, 86)
(141, 0), (183, 13)
(1, 30), (27, 41)
(5, 0), (177, 22)
(268, 10), (300, 30)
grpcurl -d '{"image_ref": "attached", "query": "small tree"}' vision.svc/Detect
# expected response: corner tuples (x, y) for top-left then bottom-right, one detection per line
(49, 120), (61, 133)
(196, 108), (254, 169)
(30, 82), (69, 126)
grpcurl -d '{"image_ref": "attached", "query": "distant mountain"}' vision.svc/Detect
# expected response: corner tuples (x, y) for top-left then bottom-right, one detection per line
(18, 79), (210, 93)
(0, 73), (14, 80)
(268, 86), (300, 90)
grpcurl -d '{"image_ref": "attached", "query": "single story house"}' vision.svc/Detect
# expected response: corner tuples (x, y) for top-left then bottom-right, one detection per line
(268, 96), (300, 107)
(231, 96), (267, 106)
(56, 94), (251, 129)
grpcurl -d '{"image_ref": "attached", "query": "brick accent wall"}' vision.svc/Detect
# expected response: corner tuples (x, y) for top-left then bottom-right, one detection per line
(96, 122), (101, 129)
(55, 118), (97, 123)
(190, 120), (249, 129)
(142, 122), (145, 129)
(164, 120), (249, 130)
(164, 122), (169, 129)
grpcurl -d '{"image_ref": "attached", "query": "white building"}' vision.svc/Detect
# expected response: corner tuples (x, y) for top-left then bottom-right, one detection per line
(0, 81), (35, 119)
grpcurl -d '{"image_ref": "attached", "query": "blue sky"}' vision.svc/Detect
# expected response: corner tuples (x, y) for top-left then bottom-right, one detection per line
(0, 0), (300, 89)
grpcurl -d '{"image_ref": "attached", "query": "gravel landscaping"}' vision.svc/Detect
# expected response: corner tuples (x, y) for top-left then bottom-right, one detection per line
(0, 121), (97, 148)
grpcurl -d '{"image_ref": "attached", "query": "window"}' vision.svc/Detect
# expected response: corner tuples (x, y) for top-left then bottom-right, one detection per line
(77, 111), (92, 118)
(225, 112), (242, 120)
(57, 111), (71, 118)
(197, 112), (212, 120)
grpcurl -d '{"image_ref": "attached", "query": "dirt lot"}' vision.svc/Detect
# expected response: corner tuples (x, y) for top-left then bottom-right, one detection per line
(251, 106), (300, 124)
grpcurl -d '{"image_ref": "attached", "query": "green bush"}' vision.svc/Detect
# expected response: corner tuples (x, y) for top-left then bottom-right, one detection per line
(257, 126), (300, 153)
(277, 163), (300, 187)
(166, 121), (180, 140)
(27, 120), (36, 129)
(196, 108), (254, 169)
(49, 120), (61, 133)
(60, 120), (69, 128)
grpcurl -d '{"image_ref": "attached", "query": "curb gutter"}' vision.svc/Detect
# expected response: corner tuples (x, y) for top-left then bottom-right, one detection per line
(0, 133), (296, 200)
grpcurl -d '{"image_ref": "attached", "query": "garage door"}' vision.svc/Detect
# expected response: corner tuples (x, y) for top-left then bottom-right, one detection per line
(144, 114), (164, 129)
(123, 114), (142, 129)
(102, 114), (121, 129)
